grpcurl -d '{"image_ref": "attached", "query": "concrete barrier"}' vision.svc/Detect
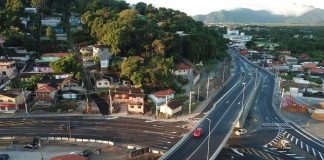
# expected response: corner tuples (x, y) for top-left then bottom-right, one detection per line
(40, 137), (48, 141)
(54, 137), (62, 141)
(62, 137), (68, 141)
(69, 138), (76, 142)
(82, 139), (89, 142)
(90, 139), (96, 143)
(102, 141), (109, 144)
(96, 140), (103, 143)
(108, 141), (114, 145)
(152, 150), (159, 154)
(127, 145), (135, 149)
(48, 137), (54, 141)
(76, 139), (83, 142)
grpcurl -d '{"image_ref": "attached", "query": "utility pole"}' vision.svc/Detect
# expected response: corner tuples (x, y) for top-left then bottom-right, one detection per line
(197, 84), (200, 101)
(207, 78), (213, 98)
(109, 89), (112, 114)
(189, 92), (195, 115)
(23, 89), (28, 115)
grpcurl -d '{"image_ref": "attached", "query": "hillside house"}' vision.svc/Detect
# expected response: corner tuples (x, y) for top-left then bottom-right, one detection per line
(0, 59), (17, 78)
(174, 63), (192, 75)
(0, 92), (24, 113)
(158, 99), (183, 116)
(149, 89), (175, 106)
(35, 84), (58, 105)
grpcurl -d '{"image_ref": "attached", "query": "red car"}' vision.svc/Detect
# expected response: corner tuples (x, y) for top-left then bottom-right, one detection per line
(193, 128), (204, 138)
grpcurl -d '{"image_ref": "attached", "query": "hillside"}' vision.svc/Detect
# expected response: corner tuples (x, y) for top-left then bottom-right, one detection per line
(193, 8), (324, 25)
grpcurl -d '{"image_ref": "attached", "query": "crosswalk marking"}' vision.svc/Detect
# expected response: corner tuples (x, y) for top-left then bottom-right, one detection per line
(300, 141), (303, 149)
(319, 152), (324, 160)
(262, 122), (290, 128)
(306, 145), (309, 152)
(295, 139), (298, 145)
(286, 134), (290, 139)
(290, 136), (294, 141)
(312, 148), (316, 157)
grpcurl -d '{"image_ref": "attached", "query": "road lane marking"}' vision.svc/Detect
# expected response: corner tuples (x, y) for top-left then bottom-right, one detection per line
(278, 151), (286, 153)
(313, 148), (316, 157)
(306, 145), (309, 152)
(290, 136), (294, 141)
(294, 156), (306, 159)
(295, 139), (298, 145)
(319, 152), (324, 160)
(300, 141), (303, 149)
(286, 153), (297, 156)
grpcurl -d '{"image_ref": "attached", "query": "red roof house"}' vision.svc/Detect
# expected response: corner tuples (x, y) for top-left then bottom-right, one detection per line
(34, 84), (58, 105)
(174, 63), (192, 75)
(149, 89), (176, 105)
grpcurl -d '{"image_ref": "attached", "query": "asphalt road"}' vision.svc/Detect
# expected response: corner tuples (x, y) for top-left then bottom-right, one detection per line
(224, 49), (324, 160)
(161, 50), (258, 160)
(0, 116), (188, 151)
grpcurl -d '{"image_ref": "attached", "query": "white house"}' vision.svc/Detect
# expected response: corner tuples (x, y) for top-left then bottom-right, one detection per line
(41, 17), (61, 27)
(24, 8), (37, 14)
(174, 63), (192, 75)
(149, 89), (175, 106)
(96, 79), (111, 89)
(159, 100), (182, 116)
(293, 77), (311, 85)
(92, 44), (113, 69)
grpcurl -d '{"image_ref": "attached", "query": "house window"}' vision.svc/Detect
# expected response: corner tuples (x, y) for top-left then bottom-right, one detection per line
(104, 82), (108, 85)
(98, 82), (101, 85)
(138, 106), (141, 109)
(8, 99), (13, 102)
(0, 99), (3, 102)
(130, 106), (134, 108)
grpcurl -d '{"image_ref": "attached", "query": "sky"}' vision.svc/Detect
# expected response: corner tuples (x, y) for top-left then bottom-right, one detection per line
(125, 0), (324, 16)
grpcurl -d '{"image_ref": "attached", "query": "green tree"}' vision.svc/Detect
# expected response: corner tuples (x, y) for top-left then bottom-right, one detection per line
(5, 0), (23, 12)
(50, 54), (83, 80)
(46, 26), (56, 40)
(152, 39), (166, 56)
(31, 0), (44, 8)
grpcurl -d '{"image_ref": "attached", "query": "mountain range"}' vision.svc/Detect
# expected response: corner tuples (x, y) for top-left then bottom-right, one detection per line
(192, 8), (324, 25)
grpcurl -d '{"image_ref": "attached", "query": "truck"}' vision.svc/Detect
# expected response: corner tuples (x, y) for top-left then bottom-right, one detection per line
(277, 139), (291, 150)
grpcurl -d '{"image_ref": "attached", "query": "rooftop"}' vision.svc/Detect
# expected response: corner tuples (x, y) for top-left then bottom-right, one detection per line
(42, 52), (69, 57)
(176, 63), (191, 71)
(152, 89), (175, 98)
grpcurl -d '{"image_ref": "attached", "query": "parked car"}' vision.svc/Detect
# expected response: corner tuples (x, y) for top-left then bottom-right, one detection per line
(0, 154), (9, 160)
(24, 143), (38, 149)
(193, 128), (204, 138)
(235, 128), (247, 136)
(80, 149), (92, 157)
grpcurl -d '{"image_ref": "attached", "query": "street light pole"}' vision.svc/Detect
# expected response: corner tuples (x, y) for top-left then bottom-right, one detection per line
(189, 91), (195, 115)
(207, 78), (213, 98)
(23, 89), (28, 115)
(222, 66), (228, 83)
(207, 118), (211, 160)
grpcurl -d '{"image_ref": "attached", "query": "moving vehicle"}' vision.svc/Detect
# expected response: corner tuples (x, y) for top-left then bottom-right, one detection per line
(193, 128), (204, 138)
(80, 149), (92, 157)
(277, 139), (291, 150)
(0, 154), (9, 160)
(235, 128), (247, 136)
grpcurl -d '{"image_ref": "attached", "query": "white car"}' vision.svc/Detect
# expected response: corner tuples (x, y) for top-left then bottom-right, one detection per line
(235, 128), (247, 136)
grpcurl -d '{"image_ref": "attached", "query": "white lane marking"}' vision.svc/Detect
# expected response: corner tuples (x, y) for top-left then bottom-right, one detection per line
(286, 153), (297, 156)
(278, 151), (286, 153)
(172, 132), (177, 134)
(295, 139), (299, 145)
(145, 120), (157, 123)
(286, 134), (290, 139)
(306, 145), (309, 152)
(300, 141), (303, 149)
(319, 152), (324, 160)
(290, 136), (294, 141)
(313, 148), (316, 157)
(294, 157), (306, 159)
(106, 116), (118, 120)
(170, 137), (174, 139)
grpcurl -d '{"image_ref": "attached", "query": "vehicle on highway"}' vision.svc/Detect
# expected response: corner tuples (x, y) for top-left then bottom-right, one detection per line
(277, 139), (291, 150)
(0, 154), (9, 160)
(193, 128), (204, 138)
(80, 149), (92, 157)
(235, 128), (247, 136)
(24, 143), (38, 149)
(58, 124), (71, 130)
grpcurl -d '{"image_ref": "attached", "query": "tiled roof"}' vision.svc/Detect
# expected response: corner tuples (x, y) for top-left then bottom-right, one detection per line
(0, 93), (18, 98)
(93, 44), (108, 48)
(152, 89), (175, 98)
(303, 63), (317, 69)
(42, 52), (68, 57)
(176, 63), (191, 71)
(35, 84), (57, 93)
(310, 68), (324, 74)
(167, 99), (183, 110)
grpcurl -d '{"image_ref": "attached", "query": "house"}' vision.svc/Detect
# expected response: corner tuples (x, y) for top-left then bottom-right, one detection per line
(158, 99), (183, 116)
(299, 53), (310, 62)
(310, 68), (324, 76)
(128, 93), (145, 114)
(0, 59), (17, 78)
(38, 52), (68, 62)
(239, 49), (249, 55)
(174, 63), (192, 75)
(96, 79), (111, 89)
(33, 62), (53, 73)
(0, 92), (25, 113)
(285, 56), (298, 65)
(69, 16), (81, 26)
(50, 154), (89, 160)
(92, 44), (113, 69)
(41, 17), (61, 27)
(277, 50), (291, 55)
(60, 77), (84, 99)
(36, 76), (64, 89)
(80, 46), (93, 56)
(61, 90), (80, 100)
(34, 84), (58, 105)
(24, 8), (37, 14)
(302, 62), (317, 69)
(149, 89), (175, 106)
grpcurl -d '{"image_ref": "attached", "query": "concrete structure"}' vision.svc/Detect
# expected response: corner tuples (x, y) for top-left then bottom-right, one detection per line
(92, 44), (113, 69)
(285, 56), (298, 65)
(128, 94), (145, 113)
(37, 52), (68, 62)
(24, 8), (37, 14)
(0, 59), (17, 78)
(33, 62), (53, 73)
(293, 77), (311, 85)
(223, 28), (252, 44)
